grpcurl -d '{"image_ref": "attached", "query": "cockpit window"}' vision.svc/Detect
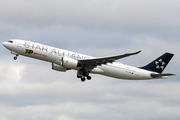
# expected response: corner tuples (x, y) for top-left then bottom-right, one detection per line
(8, 41), (13, 43)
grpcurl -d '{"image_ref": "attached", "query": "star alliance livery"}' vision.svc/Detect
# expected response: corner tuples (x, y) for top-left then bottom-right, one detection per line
(3, 39), (175, 82)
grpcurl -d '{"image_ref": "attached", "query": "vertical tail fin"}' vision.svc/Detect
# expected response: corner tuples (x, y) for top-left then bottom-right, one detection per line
(140, 53), (174, 73)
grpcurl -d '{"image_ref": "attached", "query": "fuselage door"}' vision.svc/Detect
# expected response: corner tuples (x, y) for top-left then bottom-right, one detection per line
(17, 41), (21, 48)
(135, 70), (139, 76)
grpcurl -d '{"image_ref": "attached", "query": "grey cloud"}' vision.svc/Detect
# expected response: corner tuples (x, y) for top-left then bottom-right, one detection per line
(0, 61), (180, 120)
(1, 0), (180, 52)
(1, 0), (180, 34)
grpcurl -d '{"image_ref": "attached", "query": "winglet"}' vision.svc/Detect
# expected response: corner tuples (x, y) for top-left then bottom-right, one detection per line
(135, 50), (141, 54)
(125, 50), (141, 56)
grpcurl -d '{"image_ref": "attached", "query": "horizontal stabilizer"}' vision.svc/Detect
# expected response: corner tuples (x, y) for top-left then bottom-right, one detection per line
(151, 73), (175, 78)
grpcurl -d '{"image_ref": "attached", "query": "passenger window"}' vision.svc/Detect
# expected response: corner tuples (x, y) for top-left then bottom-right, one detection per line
(8, 41), (13, 43)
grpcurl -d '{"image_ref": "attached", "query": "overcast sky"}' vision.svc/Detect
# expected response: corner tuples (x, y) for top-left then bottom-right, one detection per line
(0, 0), (180, 120)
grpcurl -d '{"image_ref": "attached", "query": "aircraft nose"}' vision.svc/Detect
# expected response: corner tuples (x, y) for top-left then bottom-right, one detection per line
(2, 42), (9, 49)
(2, 42), (6, 47)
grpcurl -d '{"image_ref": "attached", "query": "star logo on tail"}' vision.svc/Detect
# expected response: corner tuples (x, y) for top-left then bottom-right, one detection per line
(155, 59), (166, 70)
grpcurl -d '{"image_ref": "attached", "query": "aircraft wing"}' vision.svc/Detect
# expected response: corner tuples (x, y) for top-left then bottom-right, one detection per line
(78, 50), (141, 69)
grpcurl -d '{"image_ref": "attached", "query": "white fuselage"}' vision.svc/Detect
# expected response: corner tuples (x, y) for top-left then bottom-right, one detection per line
(3, 39), (163, 80)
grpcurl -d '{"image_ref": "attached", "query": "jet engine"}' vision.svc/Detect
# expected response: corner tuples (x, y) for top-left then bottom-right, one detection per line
(52, 63), (67, 72)
(62, 57), (79, 69)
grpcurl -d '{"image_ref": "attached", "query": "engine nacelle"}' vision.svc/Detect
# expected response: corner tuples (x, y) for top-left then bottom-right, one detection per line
(62, 57), (78, 69)
(52, 63), (67, 72)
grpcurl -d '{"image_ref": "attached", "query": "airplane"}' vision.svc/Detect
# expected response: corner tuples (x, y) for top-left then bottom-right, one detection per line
(2, 39), (175, 82)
